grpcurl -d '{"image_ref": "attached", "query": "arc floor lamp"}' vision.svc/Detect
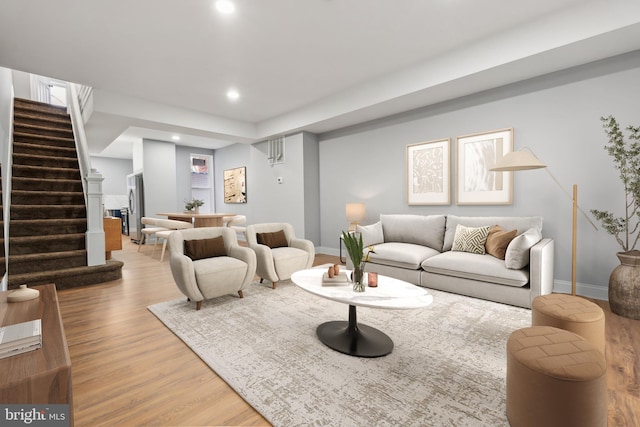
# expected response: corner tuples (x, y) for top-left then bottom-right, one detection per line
(490, 148), (597, 296)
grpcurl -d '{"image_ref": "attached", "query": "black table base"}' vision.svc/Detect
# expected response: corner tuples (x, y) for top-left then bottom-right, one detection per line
(316, 304), (393, 358)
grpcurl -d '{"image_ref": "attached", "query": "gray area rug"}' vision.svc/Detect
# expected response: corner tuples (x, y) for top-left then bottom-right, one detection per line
(148, 280), (531, 426)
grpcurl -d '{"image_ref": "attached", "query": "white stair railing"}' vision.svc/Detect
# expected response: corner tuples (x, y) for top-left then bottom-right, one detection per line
(67, 82), (105, 266)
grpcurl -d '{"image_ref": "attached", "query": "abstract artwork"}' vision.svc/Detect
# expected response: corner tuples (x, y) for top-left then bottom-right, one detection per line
(224, 166), (247, 204)
(406, 138), (450, 205)
(456, 128), (513, 205)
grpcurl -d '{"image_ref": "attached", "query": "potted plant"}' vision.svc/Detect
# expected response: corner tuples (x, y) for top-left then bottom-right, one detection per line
(341, 231), (375, 292)
(590, 115), (640, 319)
(184, 199), (204, 214)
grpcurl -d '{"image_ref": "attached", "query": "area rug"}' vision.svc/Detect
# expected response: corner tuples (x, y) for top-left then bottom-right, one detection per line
(148, 281), (531, 427)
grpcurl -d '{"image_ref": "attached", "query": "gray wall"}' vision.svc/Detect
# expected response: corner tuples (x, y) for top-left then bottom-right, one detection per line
(317, 51), (640, 299)
(90, 156), (133, 195)
(214, 133), (320, 241)
(142, 139), (177, 218)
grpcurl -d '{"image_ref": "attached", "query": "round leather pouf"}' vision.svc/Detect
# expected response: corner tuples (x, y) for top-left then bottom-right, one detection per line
(531, 293), (605, 356)
(506, 326), (607, 427)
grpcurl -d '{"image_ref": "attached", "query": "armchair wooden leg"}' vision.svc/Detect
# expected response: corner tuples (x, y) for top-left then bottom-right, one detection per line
(260, 278), (264, 283)
(272, 281), (277, 289)
(196, 301), (202, 310)
(238, 290), (244, 298)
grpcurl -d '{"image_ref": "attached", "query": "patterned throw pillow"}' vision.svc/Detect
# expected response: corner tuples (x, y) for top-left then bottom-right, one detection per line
(451, 224), (491, 255)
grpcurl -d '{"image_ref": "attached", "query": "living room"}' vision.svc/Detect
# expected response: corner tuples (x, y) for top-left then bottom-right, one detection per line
(1, 1), (640, 426)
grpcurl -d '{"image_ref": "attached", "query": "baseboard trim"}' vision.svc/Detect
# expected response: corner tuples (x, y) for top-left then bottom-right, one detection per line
(552, 279), (608, 301)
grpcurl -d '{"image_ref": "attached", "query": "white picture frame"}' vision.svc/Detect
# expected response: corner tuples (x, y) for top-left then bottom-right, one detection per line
(455, 128), (513, 205)
(406, 138), (451, 205)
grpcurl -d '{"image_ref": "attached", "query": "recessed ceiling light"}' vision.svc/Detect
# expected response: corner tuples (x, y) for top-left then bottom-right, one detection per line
(226, 88), (240, 101)
(215, 0), (235, 14)
(171, 135), (180, 141)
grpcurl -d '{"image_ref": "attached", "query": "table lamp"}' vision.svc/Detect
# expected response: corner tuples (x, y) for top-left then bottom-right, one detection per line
(346, 203), (366, 232)
(490, 148), (597, 296)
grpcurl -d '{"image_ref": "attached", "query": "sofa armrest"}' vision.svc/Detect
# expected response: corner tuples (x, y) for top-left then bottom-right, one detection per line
(229, 245), (257, 287)
(290, 238), (315, 268)
(528, 238), (555, 306)
(169, 253), (204, 301)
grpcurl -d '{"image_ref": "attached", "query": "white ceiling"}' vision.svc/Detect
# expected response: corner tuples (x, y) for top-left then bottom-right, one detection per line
(1, 0), (640, 158)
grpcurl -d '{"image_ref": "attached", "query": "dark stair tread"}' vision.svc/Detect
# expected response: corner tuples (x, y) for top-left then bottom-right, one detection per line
(14, 98), (69, 113)
(13, 131), (75, 145)
(11, 190), (84, 198)
(13, 152), (78, 163)
(9, 249), (87, 263)
(13, 141), (77, 156)
(14, 122), (73, 133)
(12, 164), (80, 173)
(11, 204), (85, 209)
(10, 233), (85, 243)
(12, 176), (81, 185)
(7, 260), (123, 289)
(14, 111), (71, 127)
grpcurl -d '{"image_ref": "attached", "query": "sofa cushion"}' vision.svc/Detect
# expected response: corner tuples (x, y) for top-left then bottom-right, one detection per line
(451, 224), (490, 255)
(443, 215), (543, 252)
(380, 214), (446, 251)
(422, 251), (529, 287)
(356, 221), (384, 247)
(485, 225), (518, 260)
(367, 242), (440, 270)
(505, 228), (542, 269)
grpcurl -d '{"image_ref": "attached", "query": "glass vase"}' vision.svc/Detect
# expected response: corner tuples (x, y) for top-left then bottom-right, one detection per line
(352, 263), (366, 292)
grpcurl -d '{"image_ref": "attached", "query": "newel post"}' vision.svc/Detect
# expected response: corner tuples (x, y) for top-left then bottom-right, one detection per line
(85, 170), (105, 266)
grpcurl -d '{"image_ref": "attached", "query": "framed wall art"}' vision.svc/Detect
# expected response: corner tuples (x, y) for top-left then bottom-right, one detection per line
(406, 138), (451, 205)
(456, 128), (513, 205)
(224, 166), (247, 204)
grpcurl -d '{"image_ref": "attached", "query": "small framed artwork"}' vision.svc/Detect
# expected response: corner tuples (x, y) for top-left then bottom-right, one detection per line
(406, 138), (451, 205)
(224, 166), (247, 204)
(456, 128), (513, 205)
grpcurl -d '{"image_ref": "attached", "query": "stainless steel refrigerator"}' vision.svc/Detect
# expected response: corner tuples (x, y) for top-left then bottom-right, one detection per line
(127, 172), (144, 243)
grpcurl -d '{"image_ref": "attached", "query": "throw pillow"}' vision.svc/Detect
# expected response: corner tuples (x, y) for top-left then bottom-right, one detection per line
(356, 222), (384, 247)
(451, 224), (491, 255)
(257, 230), (288, 248)
(485, 225), (518, 260)
(505, 228), (543, 269)
(184, 236), (227, 261)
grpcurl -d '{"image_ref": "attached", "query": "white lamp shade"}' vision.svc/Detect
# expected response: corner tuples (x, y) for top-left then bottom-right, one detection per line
(490, 150), (547, 171)
(346, 203), (366, 222)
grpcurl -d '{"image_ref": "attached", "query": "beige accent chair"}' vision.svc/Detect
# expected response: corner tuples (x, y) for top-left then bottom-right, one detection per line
(168, 227), (256, 310)
(246, 222), (314, 289)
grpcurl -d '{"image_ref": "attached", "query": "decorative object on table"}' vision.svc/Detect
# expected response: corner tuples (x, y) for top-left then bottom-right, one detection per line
(590, 115), (640, 319)
(490, 145), (597, 297)
(184, 198), (204, 214)
(322, 264), (349, 286)
(367, 272), (378, 287)
(345, 203), (366, 232)
(406, 138), (451, 205)
(7, 285), (39, 303)
(341, 231), (375, 292)
(223, 166), (247, 204)
(457, 128), (513, 205)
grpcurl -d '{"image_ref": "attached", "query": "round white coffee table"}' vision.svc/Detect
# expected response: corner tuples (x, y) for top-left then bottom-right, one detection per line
(291, 268), (433, 358)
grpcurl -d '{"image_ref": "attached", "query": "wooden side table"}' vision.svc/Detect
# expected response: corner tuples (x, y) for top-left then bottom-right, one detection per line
(0, 284), (73, 425)
(104, 217), (123, 260)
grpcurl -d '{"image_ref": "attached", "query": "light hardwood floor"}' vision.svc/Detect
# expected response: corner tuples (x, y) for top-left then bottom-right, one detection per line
(57, 236), (639, 426)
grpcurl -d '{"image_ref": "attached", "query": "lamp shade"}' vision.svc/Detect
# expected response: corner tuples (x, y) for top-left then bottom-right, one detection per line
(346, 203), (366, 222)
(490, 150), (547, 171)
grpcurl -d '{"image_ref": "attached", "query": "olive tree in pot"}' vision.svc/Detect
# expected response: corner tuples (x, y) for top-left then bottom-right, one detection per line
(591, 115), (640, 319)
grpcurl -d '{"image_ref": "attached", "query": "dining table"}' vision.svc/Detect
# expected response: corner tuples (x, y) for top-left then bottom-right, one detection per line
(157, 212), (235, 228)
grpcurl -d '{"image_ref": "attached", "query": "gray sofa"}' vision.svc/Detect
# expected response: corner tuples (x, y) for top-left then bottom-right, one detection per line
(348, 214), (554, 308)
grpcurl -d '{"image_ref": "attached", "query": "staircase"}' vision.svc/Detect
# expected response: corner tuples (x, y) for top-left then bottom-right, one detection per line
(6, 98), (122, 290)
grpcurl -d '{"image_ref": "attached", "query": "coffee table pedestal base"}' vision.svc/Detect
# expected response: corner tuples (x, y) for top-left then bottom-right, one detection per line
(316, 305), (393, 358)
